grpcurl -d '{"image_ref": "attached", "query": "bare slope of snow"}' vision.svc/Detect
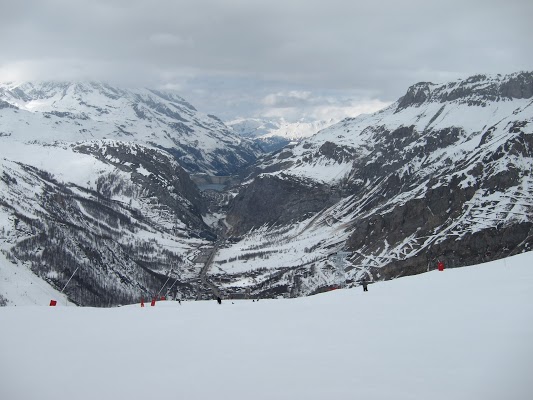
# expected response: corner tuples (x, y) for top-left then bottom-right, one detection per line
(1, 252), (532, 400)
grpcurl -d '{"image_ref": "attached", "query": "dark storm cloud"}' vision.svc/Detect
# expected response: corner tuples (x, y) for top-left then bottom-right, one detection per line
(1, 0), (531, 119)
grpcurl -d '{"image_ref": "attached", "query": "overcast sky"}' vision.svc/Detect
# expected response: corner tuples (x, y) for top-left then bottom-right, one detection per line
(1, 0), (531, 121)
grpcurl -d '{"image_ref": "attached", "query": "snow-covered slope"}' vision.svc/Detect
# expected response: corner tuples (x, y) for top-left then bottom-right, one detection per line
(216, 72), (533, 296)
(1, 252), (532, 400)
(0, 81), (261, 175)
(0, 251), (74, 306)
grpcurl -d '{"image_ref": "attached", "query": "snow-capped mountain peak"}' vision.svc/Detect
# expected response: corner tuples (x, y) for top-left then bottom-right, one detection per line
(0, 80), (261, 175)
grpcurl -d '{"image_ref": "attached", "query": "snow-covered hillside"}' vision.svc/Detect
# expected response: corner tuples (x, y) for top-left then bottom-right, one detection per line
(0, 81), (261, 175)
(0, 81), (261, 306)
(1, 253), (531, 400)
(0, 141), (211, 306)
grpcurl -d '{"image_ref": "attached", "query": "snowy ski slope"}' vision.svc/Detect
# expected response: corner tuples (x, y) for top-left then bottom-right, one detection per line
(1, 252), (532, 400)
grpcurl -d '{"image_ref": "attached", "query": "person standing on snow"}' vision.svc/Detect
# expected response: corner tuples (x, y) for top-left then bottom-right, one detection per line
(361, 278), (368, 292)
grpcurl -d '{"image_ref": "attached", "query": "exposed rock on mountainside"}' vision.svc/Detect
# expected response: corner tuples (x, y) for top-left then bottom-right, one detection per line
(75, 141), (206, 224)
(397, 72), (533, 110)
(226, 174), (339, 234)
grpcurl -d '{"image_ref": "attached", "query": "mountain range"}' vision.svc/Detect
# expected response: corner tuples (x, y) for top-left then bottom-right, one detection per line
(1, 72), (532, 305)
(0, 81), (261, 175)
(219, 71), (533, 297)
(227, 117), (336, 152)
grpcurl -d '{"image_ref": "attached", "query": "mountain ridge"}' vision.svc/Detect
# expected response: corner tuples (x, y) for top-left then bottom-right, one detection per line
(397, 71), (533, 110)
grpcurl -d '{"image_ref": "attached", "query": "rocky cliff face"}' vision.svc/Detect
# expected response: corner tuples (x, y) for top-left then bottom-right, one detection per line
(397, 71), (533, 110)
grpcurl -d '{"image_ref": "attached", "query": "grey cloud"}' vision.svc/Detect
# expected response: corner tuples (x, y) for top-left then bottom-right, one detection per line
(0, 0), (531, 120)
(262, 91), (314, 108)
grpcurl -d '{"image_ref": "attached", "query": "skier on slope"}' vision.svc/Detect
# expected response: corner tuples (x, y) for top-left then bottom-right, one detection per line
(216, 296), (222, 304)
(361, 278), (368, 292)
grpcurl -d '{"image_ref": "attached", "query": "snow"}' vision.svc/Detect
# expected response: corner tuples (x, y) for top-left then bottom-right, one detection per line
(1, 252), (532, 400)
(227, 116), (337, 140)
(0, 141), (115, 190)
(263, 88), (533, 184)
(266, 157), (353, 184)
(0, 81), (259, 175)
(136, 165), (150, 176)
(215, 214), (350, 276)
(0, 253), (74, 307)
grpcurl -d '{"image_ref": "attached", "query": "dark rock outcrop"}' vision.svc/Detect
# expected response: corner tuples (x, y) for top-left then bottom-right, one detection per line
(226, 174), (338, 234)
(397, 72), (533, 111)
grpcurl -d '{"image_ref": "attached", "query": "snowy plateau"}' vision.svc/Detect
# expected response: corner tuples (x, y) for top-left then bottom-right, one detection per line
(0, 72), (533, 308)
(0, 253), (532, 400)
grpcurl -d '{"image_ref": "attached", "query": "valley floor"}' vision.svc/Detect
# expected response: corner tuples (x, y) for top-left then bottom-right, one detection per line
(1, 252), (532, 400)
